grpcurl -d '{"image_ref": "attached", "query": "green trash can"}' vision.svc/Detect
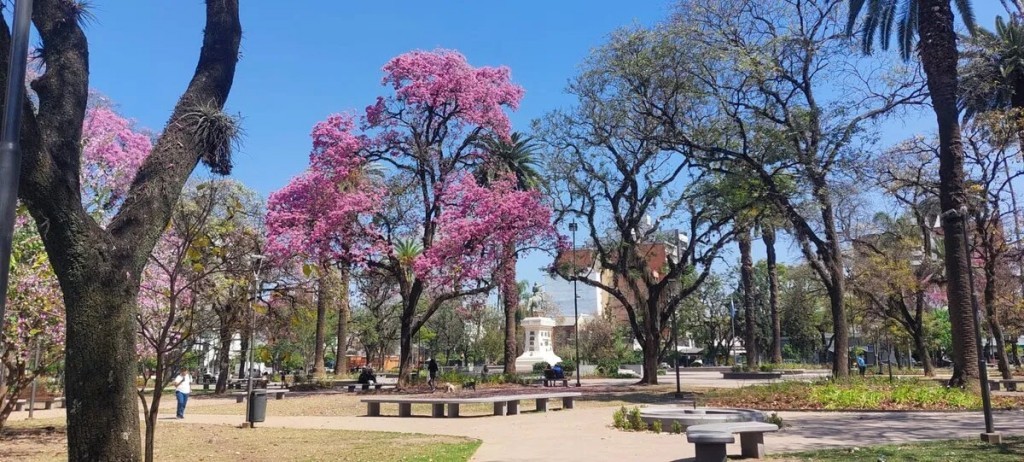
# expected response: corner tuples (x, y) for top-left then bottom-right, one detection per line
(247, 390), (267, 423)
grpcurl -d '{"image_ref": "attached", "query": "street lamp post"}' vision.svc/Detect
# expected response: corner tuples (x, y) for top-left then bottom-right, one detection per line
(569, 222), (581, 387)
(0, 0), (35, 336)
(245, 254), (265, 429)
(674, 231), (687, 398)
(947, 207), (998, 442)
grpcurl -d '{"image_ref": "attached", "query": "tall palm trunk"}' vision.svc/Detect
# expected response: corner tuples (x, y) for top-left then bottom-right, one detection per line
(501, 246), (519, 374)
(763, 226), (782, 364)
(334, 265), (351, 375)
(738, 226), (758, 368)
(918, 0), (979, 387)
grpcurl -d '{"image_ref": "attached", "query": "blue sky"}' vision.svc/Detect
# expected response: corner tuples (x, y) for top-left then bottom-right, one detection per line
(74, 1), (1008, 297)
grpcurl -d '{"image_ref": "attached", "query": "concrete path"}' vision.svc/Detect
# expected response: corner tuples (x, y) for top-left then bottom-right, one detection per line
(163, 407), (1024, 462)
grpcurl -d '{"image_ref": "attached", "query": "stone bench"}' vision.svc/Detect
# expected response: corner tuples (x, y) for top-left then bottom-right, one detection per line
(346, 383), (394, 392)
(687, 421), (779, 461)
(232, 389), (288, 403)
(361, 392), (581, 418)
(989, 379), (1024, 391)
(14, 397), (65, 411)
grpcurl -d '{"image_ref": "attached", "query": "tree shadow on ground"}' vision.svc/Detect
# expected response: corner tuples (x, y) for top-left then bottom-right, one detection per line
(581, 391), (698, 406)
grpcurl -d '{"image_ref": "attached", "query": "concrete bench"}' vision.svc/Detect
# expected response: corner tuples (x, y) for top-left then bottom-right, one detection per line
(361, 392), (581, 418)
(989, 379), (1024, 391)
(541, 378), (569, 387)
(14, 397), (65, 411)
(346, 383), (394, 392)
(686, 421), (779, 461)
(232, 389), (288, 403)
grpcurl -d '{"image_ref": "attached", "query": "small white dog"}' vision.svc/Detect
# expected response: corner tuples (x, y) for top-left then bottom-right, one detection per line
(443, 382), (456, 393)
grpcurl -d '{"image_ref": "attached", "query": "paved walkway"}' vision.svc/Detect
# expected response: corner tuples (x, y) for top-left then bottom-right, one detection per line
(162, 407), (1024, 462)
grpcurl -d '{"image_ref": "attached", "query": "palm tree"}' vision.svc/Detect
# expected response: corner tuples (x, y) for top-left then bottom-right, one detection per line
(848, 0), (981, 387)
(477, 132), (544, 374)
(961, 15), (1024, 121)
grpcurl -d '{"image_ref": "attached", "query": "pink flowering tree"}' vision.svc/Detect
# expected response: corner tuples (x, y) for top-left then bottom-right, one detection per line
(135, 180), (243, 462)
(268, 50), (559, 385)
(80, 105), (153, 220)
(0, 208), (65, 429)
(266, 114), (380, 377)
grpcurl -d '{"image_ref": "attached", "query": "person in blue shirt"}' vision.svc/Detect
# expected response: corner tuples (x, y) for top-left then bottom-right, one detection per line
(856, 353), (866, 376)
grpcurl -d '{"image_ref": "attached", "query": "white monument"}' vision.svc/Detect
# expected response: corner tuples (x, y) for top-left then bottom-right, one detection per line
(515, 317), (562, 371)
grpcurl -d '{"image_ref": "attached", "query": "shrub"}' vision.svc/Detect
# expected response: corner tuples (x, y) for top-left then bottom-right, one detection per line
(651, 420), (662, 434)
(612, 406), (627, 429)
(671, 421), (683, 434)
(532, 362), (551, 373)
(596, 359), (620, 376)
(627, 407), (646, 431)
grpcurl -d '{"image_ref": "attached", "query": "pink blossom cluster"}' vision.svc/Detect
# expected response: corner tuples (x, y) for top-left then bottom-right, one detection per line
(3, 209), (65, 368)
(367, 49), (524, 138)
(136, 231), (196, 360)
(413, 172), (556, 291)
(81, 106), (153, 216)
(266, 115), (384, 267)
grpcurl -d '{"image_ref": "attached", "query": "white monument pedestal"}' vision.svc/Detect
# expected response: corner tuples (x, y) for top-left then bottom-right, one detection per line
(515, 317), (562, 371)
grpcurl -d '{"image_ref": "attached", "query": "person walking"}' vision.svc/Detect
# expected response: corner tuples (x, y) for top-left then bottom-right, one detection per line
(856, 353), (867, 377)
(173, 367), (193, 419)
(427, 358), (439, 391)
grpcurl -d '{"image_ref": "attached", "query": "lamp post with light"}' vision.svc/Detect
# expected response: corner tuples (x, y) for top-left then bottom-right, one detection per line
(245, 254), (265, 428)
(569, 222), (581, 387)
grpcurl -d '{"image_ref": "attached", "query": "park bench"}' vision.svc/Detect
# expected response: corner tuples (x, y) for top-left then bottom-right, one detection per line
(686, 421), (779, 461)
(988, 378), (1024, 391)
(14, 397), (65, 411)
(233, 389), (289, 403)
(361, 392), (581, 418)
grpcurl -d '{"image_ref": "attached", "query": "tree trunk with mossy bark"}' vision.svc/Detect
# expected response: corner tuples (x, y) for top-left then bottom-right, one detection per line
(5, 3), (242, 458)
(763, 226), (782, 364)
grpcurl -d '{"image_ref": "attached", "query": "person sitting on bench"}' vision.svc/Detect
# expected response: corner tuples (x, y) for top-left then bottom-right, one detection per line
(552, 364), (565, 380)
(358, 367), (377, 384)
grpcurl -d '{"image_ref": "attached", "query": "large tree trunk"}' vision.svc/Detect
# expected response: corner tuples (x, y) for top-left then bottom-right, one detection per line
(763, 226), (782, 364)
(917, 0), (979, 388)
(312, 268), (337, 379)
(983, 262), (1012, 380)
(739, 226), (758, 368)
(641, 333), (660, 385)
(501, 250), (518, 375)
(63, 278), (141, 461)
(237, 330), (249, 379)
(397, 318), (414, 387)
(334, 265), (351, 375)
(215, 322), (233, 393)
(913, 291), (936, 377)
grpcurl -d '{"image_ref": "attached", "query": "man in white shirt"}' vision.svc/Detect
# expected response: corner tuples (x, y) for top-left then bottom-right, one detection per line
(173, 367), (192, 419)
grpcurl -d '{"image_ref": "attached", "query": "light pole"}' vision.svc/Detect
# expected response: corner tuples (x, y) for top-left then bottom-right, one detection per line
(245, 254), (265, 429)
(674, 231), (688, 398)
(953, 208), (998, 443)
(569, 221), (581, 387)
(0, 0), (34, 337)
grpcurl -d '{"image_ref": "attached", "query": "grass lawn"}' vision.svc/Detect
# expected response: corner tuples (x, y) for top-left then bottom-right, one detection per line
(1, 418), (480, 462)
(773, 437), (1024, 461)
(702, 377), (1024, 411)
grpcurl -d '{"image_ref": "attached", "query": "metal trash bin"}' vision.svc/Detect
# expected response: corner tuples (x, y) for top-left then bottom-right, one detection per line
(247, 390), (267, 423)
